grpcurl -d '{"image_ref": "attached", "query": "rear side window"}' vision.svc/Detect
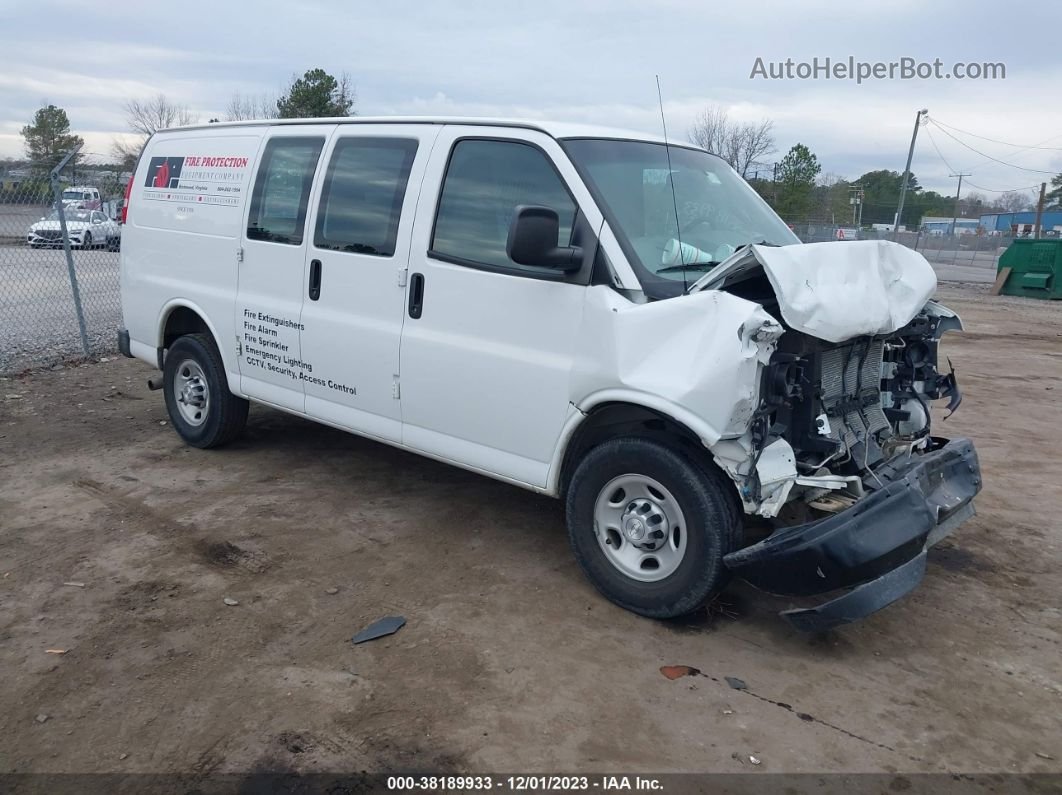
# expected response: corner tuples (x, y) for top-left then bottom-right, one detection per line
(431, 139), (576, 272)
(247, 137), (324, 245)
(314, 137), (418, 257)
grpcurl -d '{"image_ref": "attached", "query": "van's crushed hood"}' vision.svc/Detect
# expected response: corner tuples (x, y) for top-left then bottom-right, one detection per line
(689, 240), (937, 343)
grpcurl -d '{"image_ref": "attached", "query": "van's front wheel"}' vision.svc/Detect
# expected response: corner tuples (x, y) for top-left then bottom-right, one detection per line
(163, 334), (248, 448)
(565, 437), (739, 619)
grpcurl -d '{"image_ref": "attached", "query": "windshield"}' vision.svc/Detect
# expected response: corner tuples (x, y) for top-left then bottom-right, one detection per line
(62, 191), (90, 201)
(44, 209), (92, 222)
(563, 139), (799, 297)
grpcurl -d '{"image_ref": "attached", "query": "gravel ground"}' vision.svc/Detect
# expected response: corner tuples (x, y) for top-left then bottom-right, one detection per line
(0, 245), (121, 374)
(0, 282), (1059, 784)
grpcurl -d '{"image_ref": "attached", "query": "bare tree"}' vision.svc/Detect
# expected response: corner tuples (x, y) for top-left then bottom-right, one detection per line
(998, 190), (1034, 213)
(336, 73), (357, 115)
(225, 91), (279, 121)
(124, 94), (198, 136)
(688, 107), (729, 158)
(110, 138), (141, 172)
(110, 93), (198, 170)
(688, 105), (775, 178)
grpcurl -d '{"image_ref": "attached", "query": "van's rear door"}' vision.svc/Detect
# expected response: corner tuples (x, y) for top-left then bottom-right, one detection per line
(236, 125), (334, 411)
(298, 124), (440, 443)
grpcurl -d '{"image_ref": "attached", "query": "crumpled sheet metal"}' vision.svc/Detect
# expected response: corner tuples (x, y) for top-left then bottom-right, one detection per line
(700, 240), (937, 344)
(571, 286), (784, 445)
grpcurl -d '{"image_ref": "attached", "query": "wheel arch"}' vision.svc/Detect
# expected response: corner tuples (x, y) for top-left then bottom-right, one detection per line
(550, 395), (733, 503)
(156, 301), (233, 374)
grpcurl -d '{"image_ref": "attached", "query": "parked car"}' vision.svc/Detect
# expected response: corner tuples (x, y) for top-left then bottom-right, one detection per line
(28, 208), (121, 250)
(61, 186), (102, 210)
(117, 117), (980, 631)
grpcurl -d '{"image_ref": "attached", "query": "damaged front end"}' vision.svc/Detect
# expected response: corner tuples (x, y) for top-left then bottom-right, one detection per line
(696, 241), (983, 630)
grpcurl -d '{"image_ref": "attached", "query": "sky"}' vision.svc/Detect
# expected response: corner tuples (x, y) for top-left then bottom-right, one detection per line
(2, 0), (1061, 201)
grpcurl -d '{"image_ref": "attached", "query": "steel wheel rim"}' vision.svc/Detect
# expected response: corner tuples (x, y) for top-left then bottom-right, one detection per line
(173, 358), (210, 427)
(592, 473), (688, 582)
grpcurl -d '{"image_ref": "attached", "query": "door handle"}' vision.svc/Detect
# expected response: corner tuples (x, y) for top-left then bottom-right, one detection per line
(308, 259), (322, 301)
(408, 272), (425, 318)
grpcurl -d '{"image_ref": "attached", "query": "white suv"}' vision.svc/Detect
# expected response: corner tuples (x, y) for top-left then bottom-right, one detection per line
(117, 117), (981, 630)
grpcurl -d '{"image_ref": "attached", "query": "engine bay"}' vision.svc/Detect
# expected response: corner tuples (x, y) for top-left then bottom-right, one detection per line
(759, 303), (964, 480)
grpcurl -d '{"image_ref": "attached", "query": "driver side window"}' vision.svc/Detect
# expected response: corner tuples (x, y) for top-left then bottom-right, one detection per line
(431, 139), (576, 274)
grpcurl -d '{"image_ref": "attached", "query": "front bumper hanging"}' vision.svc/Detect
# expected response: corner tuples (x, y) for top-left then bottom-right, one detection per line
(723, 437), (982, 632)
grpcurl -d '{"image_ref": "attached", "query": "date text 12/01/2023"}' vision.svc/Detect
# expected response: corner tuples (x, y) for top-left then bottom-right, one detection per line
(385, 775), (664, 791)
(240, 308), (358, 397)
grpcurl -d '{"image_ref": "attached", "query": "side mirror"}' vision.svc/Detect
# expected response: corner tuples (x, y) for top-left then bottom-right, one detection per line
(507, 205), (582, 271)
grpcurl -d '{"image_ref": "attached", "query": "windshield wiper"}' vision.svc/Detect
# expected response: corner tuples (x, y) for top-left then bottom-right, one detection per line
(656, 260), (719, 274)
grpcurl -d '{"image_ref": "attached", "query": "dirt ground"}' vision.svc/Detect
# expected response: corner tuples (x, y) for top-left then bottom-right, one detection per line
(1, 282), (1060, 780)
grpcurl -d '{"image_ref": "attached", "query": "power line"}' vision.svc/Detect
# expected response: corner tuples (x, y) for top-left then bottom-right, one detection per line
(929, 116), (1062, 152)
(924, 126), (960, 173)
(923, 127), (1039, 193)
(927, 120), (1058, 175)
(963, 178), (1040, 195)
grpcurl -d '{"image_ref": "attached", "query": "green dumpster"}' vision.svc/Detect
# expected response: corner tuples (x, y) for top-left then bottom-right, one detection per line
(997, 239), (1062, 299)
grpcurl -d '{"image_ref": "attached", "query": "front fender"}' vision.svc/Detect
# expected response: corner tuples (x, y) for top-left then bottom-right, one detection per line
(549, 286), (784, 499)
(569, 286), (783, 440)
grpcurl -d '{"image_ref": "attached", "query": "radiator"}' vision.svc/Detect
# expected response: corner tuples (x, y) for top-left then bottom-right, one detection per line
(819, 340), (890, 453)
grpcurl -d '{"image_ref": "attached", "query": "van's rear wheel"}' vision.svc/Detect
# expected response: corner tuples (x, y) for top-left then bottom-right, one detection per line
(565, 437), (739, 619)
(163, 333), (248, 448)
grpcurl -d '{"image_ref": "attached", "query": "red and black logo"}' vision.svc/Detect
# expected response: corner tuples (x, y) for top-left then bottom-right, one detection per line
(145, 157), (184, 188)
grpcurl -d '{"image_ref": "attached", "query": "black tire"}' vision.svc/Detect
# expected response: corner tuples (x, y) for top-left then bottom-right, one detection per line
(107, 236), (120, 252)
(163, 333), (248, 448)
(565, 436), (740, 619)
(81, 231), (92, 250)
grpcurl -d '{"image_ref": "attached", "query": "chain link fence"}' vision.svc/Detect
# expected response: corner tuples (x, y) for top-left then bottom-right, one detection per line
(783, 217), (1011, 270)
(0, 151), (126, 374)
(0, 154), (1023, 375)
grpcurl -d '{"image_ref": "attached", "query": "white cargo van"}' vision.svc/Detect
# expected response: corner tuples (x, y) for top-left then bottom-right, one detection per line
(118, 117), (981, 630)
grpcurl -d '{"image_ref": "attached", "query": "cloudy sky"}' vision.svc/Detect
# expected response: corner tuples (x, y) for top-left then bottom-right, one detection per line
(2, 0), (1061, 200)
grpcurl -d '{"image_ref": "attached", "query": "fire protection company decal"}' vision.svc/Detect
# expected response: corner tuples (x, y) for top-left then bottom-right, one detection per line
(143, 155), (249, 207)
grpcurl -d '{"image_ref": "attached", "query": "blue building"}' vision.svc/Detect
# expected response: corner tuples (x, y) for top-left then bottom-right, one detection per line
(919, 216), (981, 235)
(979, 211), (1062, 235)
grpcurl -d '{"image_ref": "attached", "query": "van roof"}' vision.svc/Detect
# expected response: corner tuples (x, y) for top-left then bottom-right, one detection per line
(165, 116), (683, 147)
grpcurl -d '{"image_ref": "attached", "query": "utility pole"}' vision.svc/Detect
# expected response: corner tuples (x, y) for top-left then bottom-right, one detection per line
(1034, 182), (1047, 239)
(849, 184), (864, 226)
(949, 172), (971, 236)
(893, 108), (928, 240)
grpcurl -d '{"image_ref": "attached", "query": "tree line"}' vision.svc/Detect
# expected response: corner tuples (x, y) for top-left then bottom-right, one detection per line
(10, 68), (354, 178)
(686, 105), (1047, 227)
(11, 80), (1061, 223)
